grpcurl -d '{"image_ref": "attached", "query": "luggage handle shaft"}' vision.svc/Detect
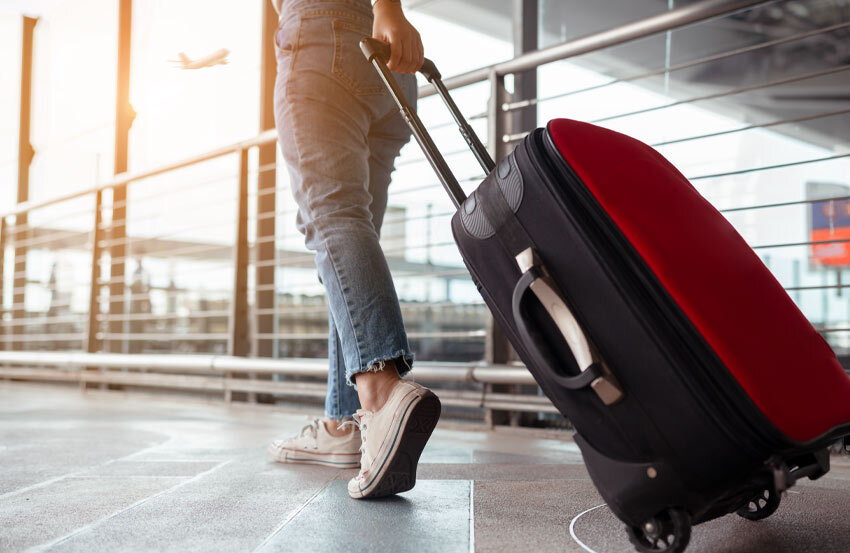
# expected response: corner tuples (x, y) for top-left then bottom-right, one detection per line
(360, 38), (494, 208)
(513, 248), (624, 406)
(360, 39), (493, 173)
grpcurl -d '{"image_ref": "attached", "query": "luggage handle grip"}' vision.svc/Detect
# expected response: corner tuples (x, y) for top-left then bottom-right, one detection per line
(360, 38), (467, 209)
(360, 37), (441, 83)
(512, 248), (624, 406)
(360, 38), (495, 177)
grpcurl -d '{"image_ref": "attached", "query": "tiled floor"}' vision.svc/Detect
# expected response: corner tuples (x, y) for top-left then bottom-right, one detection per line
(1, 382), (848, 553)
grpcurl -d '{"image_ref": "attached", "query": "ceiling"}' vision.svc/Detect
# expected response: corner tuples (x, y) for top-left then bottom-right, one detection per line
(411, 0), (850, 150)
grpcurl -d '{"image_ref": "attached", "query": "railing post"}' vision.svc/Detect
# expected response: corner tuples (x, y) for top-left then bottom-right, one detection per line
(484, 0), (538, 425)
(487, 70), (507, 163)
(484, 69), (513, 427)
(17, 17), (36, 212)
(86, 190), (105, 354)
(11, 16), (38, 353)
(108, 0), (134, 356)
(511, 0), (538, 141)
(229, 148), (252, 400)
(11, 215), (27, 353)
(508, 0), (539, 427)
(256, 0), (278, 362)
(82, 189), (103, 391)
(0, 217), (6, 351)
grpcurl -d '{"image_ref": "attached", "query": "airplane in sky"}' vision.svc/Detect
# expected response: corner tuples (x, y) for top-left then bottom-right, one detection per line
(170, 49), (230, 69)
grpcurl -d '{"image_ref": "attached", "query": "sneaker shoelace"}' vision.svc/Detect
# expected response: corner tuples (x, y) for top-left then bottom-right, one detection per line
(347, 410), (374, 478)
(296, 417), (321, 447)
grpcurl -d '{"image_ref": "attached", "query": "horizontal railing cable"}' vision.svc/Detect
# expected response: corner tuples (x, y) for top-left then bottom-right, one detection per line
(651, 107), (850, 148)
(94, 310), (231, 322)
(502, 20), (850, 113)
(257, 209), (456, 246)
(784, 285), (850, 292)
(720, 194), (850, 214)
(96, 218), (237, 250)
(418, 0), (773, 97)
(0, 314), (87, 327)
(688, 152), (850, 181)
(257, 330), (486, 341)
(590, 64), (850, 125)
(255, 300), (485, 316)
(97, 242), (233, 265)
(751, 237), (850, 250)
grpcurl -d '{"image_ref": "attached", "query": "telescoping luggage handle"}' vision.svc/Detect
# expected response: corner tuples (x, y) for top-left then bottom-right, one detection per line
(360, 38), (494, 209)
(362, 38), (623, 407)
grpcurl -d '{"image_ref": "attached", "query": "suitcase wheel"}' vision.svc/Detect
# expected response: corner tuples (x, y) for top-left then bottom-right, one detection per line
(625, 508), (691, 553)
(736, 485), (781, 521)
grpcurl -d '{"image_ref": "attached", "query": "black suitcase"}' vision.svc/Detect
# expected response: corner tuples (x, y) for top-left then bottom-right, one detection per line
(360, 39), (850, 553)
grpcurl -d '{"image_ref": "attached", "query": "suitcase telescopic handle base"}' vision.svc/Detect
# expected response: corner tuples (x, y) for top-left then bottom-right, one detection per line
(513, 247), (624, 406)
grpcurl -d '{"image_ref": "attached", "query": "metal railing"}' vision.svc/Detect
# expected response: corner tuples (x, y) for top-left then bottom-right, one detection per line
(3, 0), (849, 419)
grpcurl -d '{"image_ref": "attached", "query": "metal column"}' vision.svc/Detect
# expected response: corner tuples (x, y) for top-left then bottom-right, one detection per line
(229, 148), (252, 402)
(17, 17), (36, 211)
(230, 149), (251, 359)
(108, 0), (134, 354)
(484, 69), (512, 426)
(86, 190), (105, 353)
(511, 0), (538, 136)
(485, 0), (538, 425)
(11, 16), (38, 352)
(256, 0), (278, 360)
(0, 218), (6, 349)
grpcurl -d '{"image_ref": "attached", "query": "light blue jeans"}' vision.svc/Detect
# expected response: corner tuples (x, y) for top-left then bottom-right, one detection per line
(274, 0), (416, 420)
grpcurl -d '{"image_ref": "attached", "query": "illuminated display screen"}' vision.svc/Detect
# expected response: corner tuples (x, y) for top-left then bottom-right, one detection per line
(810, 197), (850, 267)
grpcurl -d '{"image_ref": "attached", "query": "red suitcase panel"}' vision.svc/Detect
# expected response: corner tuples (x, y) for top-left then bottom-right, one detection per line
(549, 118), (850, 443)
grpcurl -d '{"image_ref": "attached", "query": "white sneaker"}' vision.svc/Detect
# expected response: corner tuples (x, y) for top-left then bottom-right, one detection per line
(268, 417), (361, 469)
(348, 380), (441, 499)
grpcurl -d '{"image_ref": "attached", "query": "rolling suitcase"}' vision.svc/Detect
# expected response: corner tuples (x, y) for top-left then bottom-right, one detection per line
(360, 38), (850, 553)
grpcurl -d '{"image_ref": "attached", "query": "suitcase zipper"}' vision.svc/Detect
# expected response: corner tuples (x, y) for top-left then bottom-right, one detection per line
(530, 128), (789, 456)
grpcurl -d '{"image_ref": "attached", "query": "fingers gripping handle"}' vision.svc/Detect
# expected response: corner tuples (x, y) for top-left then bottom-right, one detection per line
(512, 248), (624, 406)
(360, 38), (441, 81)
(359, 38), (466, 208)
(360, 38), (493, 174)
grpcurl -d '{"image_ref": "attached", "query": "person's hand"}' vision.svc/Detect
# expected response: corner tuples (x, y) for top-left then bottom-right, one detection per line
(372, 0), (423, 74)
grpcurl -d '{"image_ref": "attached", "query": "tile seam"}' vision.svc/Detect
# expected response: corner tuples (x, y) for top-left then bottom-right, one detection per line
(0, 438), (175, 502)
(23, 459), (234, 553)
(250, 469), (343, 553)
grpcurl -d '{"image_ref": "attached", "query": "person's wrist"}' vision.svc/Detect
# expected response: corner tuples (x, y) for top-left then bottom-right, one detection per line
(372, 0), (402, 13)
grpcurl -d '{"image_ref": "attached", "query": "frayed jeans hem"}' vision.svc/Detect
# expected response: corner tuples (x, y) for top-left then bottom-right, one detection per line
(346, 350), (414, 388)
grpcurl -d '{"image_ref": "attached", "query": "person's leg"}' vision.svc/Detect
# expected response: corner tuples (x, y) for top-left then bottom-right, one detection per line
(275, 8), (412, 406)
(343, 72), (441, 498)
(272, 6), (439, 493)
(351, 71), (418, 412)
(269, 7), (369, 464)
(322, 311), (359, 436)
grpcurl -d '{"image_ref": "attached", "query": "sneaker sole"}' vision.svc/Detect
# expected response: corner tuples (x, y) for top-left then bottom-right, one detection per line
(268, 444), (360, 469)
(355, 392), (441, 499)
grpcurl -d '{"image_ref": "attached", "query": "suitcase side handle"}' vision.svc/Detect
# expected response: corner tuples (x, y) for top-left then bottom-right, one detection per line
(512, 248), (624, 406)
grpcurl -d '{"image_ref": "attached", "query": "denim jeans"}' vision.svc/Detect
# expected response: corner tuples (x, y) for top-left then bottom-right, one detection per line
(274, 0), (417, 420)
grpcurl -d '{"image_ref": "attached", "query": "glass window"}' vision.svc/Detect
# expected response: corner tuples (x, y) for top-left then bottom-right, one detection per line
(0, 16), (21, 214)
(28, 0), (118, 204)
(534, 0), (850, 350)
(129, 0), (262, 170)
